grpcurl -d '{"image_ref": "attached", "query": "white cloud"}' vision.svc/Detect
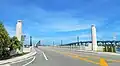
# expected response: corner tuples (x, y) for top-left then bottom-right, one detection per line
(2, 5), (107, 44)
(26, 17), (104, 32)
(16, 6), (106, 33)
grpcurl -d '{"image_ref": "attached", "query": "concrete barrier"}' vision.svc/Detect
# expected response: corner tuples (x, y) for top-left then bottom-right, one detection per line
(23, 48), (31, 53)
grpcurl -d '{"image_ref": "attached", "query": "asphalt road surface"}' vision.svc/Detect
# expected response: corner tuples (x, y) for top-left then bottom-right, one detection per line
(29, 47), (98, 66)
(29, 46), (120, 66)
(11, 46), (120, 66)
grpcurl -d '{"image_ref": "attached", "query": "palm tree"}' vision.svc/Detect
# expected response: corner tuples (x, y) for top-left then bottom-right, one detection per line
(10, 36), (22, 51)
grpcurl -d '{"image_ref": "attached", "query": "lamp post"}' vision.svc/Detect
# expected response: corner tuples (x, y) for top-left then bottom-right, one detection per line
(53, 41), (54, 47)
(30, 36), (32, 46)
(21, 35), (26, 52)
(77, 36), (79, 49)
(61, 40), (63, 48)
(113, 33), (116, 52)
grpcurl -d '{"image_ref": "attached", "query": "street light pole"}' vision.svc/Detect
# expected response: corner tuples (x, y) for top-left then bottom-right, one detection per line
(77, 36), (79, 49)
(30, 36), (32, 46)
(113, 33), (116, 52)
(53, 41), (54, 47)
(21, 35), (26, 52)
(60, 40), (63, 48)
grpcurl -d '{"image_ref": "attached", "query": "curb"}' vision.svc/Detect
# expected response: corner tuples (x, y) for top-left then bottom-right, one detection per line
(76, 50), (95, 53)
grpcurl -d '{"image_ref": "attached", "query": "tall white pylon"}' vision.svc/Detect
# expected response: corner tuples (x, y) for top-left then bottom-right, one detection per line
(91, 24), (97, 51)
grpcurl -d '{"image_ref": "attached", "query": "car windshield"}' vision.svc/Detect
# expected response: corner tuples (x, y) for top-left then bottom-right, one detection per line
(0, 0), (120, 66)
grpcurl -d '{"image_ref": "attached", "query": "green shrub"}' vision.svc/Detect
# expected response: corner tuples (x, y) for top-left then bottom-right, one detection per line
(0, 22), (11, 59)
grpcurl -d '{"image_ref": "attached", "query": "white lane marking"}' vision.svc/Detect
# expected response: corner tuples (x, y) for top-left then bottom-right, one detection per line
(22, 56), (36, 66)
(42, 52), (48, 60)
(35, 48), (48, 60)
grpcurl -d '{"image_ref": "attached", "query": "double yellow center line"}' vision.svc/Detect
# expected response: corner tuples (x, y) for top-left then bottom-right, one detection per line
(52, 50), (109, 66)
(54, 50), (100, 64)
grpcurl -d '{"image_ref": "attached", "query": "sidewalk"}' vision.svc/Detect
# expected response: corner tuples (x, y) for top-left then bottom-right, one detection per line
(76, 50), (120, 55)
(97, 52), (120, 56)
(0, 47), (36, 65)
(54, 47), (120, 56)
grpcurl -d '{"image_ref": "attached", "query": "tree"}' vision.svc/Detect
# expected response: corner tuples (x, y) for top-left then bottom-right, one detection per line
(0, 22), (11, 59)
(10, 36), (22, 51)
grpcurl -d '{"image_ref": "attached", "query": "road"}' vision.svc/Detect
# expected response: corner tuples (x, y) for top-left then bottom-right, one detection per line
(29, 47), (98, 66)
(11, 46), (120, 66)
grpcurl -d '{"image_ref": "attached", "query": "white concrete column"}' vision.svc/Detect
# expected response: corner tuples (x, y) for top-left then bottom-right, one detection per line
(16, 20), (23, 52)
(16, 20), (22, 41)
(91, 24), (97, 51)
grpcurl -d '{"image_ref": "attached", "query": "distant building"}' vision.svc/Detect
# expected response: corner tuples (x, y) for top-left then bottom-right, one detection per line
(16, 20), (22, 41)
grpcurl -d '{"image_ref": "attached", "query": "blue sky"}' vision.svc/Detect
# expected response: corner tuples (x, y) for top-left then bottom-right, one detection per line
(1, 0), (120, 45)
